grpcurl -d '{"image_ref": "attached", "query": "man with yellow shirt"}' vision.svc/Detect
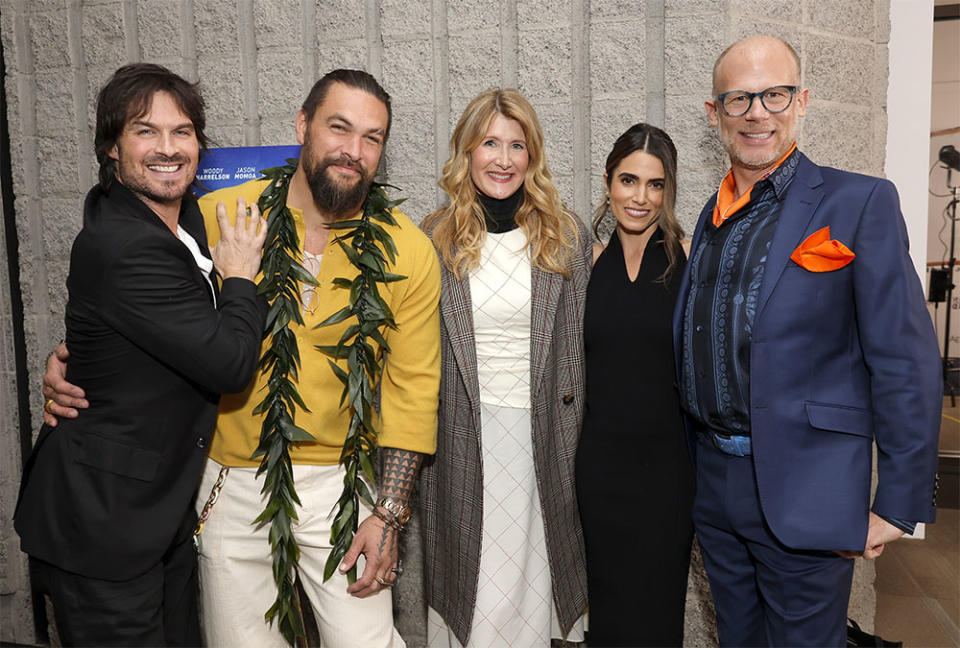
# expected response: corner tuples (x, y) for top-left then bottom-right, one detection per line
(673, 35), (940, 646)
(43, 69), (440, 648)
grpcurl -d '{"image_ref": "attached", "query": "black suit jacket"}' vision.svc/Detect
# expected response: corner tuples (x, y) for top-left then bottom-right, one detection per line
(15, 182), (266, 581)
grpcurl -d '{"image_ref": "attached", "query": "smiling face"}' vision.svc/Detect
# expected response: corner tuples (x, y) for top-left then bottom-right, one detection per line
(108, 90), (199, 212)
(469, 113), (529, 200)
(296, 82), (388, 218)
(706, 37), (808, 180)
(606, 150), (665, 237)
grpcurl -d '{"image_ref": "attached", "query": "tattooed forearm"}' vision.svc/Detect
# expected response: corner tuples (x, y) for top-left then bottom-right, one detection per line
(379, 447), (425, 506)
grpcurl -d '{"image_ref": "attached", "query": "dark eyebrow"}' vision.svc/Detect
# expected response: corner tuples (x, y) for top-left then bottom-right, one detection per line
(128, 119), (194, 131)
(617, 172), (639, 182)
(328, 112), (385, 137)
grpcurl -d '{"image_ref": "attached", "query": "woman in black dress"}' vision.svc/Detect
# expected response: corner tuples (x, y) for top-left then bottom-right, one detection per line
(575, 123), (694, 647)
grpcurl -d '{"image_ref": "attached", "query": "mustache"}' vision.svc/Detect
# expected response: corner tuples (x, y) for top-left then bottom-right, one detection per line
(142, 154), (190, 166)
(324, 153), (366, 176)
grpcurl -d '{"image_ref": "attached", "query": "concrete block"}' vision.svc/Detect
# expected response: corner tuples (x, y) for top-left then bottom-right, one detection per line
(517, 0), (569, 28)
(728, 17), (803, 58)
(535, 102), (575, 176)
(683, 539), (719, 647)
(205, 125), (246, 149)
(591, 97), (649, 175)
(448, 34), (501, 104)
(382, 38), (434, 106)
(664, 93), (726, 172)
(29, 10), (71, 70)
(316, 0), (366, 40)
(257, 50), (304, 119)
(34, 70), (76, 138)
(663, 16), (724, 96)
(448, 0), (498, 33)
(675, 166), (722, 233)
(385, 175), (441, 227)
(392, 512), (426, 647)
(194, 0), (242, 57)
(23, 0), (64, 11)
(665, 0), (727, 16)
(0, 8), (17, 75)
(801, 106), (874, 176)
(81, 2), (126, 66)
(87, 65), (121, 131)
(589, 19), (646, 98)
(805, 0), (875, 41)
(380, 0), (431, 36)
(254, 1), (303, 48)
(197, 56), (245, 122)
(38, 136), (80, 196)
(806, 35), (874, 109)
(259, 119), (298, 147)
(590, 0), (646, 20)
(384, 109), (435, 178)
(872, 42), (888, 109)
(729, 0), (800, 22)
(552, 172), (576, 214)
(517, 30), (572, 101)
(316, 38), (369, 76)
(138, 0), (185, 61)
(848, 559), (877, 632)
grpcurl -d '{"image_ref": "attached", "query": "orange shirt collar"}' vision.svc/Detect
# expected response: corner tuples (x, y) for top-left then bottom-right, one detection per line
(712, 142), (797, 228)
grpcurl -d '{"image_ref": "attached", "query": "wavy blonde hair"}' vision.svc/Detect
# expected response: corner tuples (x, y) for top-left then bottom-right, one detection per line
(423, 88), (579, 279)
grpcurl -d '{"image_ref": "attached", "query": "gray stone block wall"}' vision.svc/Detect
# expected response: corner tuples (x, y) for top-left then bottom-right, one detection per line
(0, 0), (889, 644)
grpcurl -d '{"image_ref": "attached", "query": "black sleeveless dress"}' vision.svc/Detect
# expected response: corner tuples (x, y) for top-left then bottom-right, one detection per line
(575, 227), (695, 647)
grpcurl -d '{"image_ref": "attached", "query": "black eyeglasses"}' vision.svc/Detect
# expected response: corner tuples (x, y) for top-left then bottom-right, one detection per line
(714, 85), (799, 117)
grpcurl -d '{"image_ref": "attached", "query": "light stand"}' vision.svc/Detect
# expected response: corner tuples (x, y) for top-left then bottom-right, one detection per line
(943, 169), (958, 407)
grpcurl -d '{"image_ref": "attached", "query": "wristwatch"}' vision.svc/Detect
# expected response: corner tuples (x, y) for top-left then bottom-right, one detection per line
(376, 496), (411, 526)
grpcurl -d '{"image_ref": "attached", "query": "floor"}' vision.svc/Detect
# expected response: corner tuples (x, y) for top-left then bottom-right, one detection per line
(874, 397), (960, 647)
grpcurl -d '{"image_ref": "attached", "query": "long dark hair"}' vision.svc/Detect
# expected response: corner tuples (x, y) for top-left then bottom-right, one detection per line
(594, 123), (684, 283)
(94, 63), (208, 190)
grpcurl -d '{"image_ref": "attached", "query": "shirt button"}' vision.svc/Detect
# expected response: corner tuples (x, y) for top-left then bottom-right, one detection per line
(196, 438), (207, 449)
(698, 370), (706, 378)
(696, 325), (703, 332)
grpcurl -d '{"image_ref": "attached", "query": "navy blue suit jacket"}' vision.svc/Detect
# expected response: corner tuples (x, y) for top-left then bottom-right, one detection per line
(672, 153), (941, 552)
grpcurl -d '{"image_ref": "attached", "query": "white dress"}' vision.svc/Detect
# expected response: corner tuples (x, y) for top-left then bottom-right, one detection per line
(428, 228), (571, 648)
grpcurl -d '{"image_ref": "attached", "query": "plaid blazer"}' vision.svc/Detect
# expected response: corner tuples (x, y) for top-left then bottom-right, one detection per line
(420, 217), (591, 645)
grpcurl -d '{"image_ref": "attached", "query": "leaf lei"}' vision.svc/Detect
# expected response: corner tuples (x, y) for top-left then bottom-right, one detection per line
(252, 159), (404, 646)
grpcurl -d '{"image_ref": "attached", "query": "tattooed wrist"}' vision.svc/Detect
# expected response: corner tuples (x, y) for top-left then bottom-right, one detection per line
(380, 447), (425, 504)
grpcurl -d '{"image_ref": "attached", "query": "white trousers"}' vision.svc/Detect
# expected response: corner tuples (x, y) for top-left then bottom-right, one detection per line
(195, 459), (405, 648)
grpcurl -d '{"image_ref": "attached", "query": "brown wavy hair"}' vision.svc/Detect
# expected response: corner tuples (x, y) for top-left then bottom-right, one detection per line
(593, 123), (684, 283)
(423, 88), (579, 279)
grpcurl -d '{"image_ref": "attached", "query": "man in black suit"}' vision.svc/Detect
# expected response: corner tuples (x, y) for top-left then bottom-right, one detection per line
(14, 63), (268, 646)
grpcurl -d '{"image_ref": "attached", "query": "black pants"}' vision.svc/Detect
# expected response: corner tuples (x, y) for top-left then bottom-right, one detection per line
(30, 525), (201, 647)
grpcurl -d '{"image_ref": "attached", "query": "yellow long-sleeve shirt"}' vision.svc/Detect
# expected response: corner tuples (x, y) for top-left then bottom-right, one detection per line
(199, 179), (441, 466)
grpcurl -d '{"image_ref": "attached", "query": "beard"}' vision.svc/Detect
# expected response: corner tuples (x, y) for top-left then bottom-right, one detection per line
(303, 151), (374, 219)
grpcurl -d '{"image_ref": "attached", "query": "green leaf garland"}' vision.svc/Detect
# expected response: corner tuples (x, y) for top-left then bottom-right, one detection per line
(251, 159), (404, 646)
(316, 182), (406, 584)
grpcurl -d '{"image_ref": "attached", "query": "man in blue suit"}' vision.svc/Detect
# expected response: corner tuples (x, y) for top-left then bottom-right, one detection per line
(674, 35), (942, 647)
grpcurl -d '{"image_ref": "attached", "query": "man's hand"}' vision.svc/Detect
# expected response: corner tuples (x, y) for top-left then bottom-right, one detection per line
(836, 512), (905, 559)
(42, 343), (88, 427)
(340, 511), (399, 598)
(211, 198), (267, 281)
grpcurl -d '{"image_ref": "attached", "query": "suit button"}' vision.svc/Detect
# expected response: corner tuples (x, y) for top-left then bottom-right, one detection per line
(196, 438), (207, 449)
(562, 394), (574, 405)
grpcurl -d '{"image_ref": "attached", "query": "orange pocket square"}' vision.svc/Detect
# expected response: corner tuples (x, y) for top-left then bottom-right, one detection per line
(790, 226), (855, 272)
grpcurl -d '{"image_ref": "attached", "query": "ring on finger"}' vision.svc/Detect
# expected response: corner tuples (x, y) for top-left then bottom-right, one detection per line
(375, 575), (394, 588)
(44, 398), (55, 414)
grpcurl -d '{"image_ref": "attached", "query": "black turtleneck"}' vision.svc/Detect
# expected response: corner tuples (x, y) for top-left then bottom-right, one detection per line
(478, 188), (523, 233)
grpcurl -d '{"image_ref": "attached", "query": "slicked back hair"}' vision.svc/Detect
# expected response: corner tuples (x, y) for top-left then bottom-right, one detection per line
(301, 69), (393, 143)
(94, 63), (208, 190)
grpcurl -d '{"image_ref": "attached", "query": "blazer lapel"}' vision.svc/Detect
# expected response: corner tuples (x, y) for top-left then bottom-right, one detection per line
(755, 158), (825, 318)
(439, 266), (481, 413)
(180, 198), (220, 304)
(530, 265), (562, 400)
